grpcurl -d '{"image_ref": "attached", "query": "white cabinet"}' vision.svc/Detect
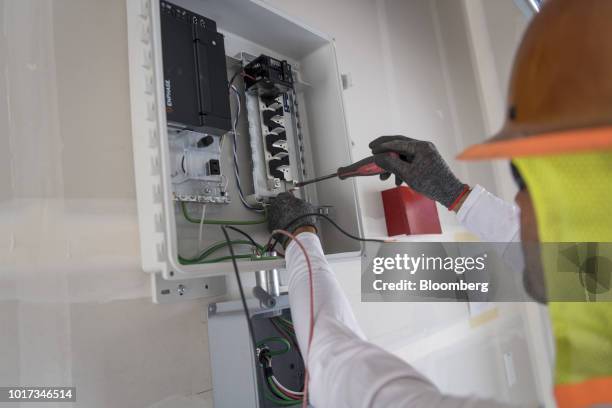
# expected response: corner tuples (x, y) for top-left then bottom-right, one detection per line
(126, 0), (362, 301)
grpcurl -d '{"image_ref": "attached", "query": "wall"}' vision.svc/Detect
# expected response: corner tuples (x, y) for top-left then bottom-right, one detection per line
(0, 0), (550, 407)
(0, 1), (213, 407)
(463, 0), (530, 203)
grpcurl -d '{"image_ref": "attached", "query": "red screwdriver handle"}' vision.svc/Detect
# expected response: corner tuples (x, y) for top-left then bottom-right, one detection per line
(337, 152), (398, 180)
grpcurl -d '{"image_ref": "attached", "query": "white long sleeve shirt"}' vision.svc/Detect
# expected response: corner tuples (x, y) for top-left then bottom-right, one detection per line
(285, 185), (525, 408)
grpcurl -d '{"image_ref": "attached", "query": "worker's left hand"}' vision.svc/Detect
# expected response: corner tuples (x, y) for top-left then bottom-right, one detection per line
(267, 192), (319, 245)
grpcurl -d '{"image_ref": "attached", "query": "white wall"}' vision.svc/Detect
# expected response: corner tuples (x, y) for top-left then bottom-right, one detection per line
(462, 0), (530, 203)
(0, 0), (550, 407)
(0, 1), (213, 407)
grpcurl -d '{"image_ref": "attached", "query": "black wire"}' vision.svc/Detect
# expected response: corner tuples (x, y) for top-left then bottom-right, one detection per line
(270, 318), (304, 392)
(221, 226), (258, 352)
(265, 212), (385, 252)
(263, 364), (282, 397)
(228, 69), (242, 87)
(224, 225), (262, 254)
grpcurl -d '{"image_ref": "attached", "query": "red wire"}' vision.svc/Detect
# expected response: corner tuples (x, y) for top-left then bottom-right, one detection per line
(272, 376), (303, 400)
(272, 229), (314, 408)
(240, 71), (257, 81)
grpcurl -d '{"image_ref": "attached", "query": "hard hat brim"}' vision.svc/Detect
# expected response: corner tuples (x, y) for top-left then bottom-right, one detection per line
(458, 126), (612, 160)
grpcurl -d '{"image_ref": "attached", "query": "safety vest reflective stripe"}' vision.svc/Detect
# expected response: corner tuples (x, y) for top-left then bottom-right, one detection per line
(555, 376), (612, 408)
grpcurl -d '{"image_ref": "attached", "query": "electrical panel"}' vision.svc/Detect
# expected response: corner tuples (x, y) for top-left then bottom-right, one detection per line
(126, 0), (364, 296)
(260, 96), (292, 183)
(244, 55), (307, 198)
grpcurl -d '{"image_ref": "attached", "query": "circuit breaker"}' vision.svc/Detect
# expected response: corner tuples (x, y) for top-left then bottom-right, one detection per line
(126, 0), (363, 301)
(243, 55), (308, 200)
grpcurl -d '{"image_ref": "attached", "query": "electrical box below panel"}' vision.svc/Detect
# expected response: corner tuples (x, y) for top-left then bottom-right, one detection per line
(208, 296), (306, 408)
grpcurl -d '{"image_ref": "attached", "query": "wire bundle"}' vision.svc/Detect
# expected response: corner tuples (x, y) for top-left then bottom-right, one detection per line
(179, 239), (262, 265)
(271, 317), (301, 357)
(229, 71), (265, 212)
(178, 203), (270, 264)
(180, 201), (267, 225)
(258, 319), (305, 406)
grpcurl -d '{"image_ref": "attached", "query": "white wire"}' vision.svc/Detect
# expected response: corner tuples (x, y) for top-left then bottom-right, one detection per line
(220, 174), (229, 192)
(229, 84), (264, 212)
(267, 355), (304, 397)
(197, 204), (207, 252)
(272, 375), (304, 396)
(219, 133), (226, 170)
(230, 86), (247, 202)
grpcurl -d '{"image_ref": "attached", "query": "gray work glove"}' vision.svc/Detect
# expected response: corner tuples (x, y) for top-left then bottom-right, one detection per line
(369, 135), (466, 208)
(267, 192), (319, 246)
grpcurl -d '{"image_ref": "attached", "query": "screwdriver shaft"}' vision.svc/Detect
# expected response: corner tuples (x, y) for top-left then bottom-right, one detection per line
(293, 172), (338, 188)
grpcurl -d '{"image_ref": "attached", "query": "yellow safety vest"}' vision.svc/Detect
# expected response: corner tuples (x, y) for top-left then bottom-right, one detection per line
(514, 152), (612, 408)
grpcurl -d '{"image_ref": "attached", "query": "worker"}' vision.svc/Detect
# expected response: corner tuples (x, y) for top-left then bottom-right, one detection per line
(267, 0), (612, 407)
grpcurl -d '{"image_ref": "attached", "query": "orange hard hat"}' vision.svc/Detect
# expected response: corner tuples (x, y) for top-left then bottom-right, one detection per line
(459, 0), (612, 160)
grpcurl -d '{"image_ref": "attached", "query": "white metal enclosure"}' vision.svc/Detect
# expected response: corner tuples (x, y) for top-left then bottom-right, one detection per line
(126, 0), (364, 292)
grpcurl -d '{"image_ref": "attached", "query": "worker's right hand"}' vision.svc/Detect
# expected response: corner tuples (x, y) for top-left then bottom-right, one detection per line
(369, 135), (467, 208)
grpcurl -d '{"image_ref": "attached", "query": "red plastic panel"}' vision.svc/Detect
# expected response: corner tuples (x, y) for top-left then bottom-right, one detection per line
(381, 186), (442, 236)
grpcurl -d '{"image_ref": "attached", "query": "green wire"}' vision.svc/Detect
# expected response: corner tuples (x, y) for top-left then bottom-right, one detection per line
(179, 240), (263, 264)
(180, 240), (246, 263)
(257, 336), (291, 356)
(180, 201), (267, 225)
(179, 239), (279, 265)
(180, 254), (251, 264)
(178, 201), (270, 265)
(180, 254), (278, 265)
(277, 317), (294, 328)
(275, 317), (295, 334)
(270, 318), (301, 360)
(263, 387), (301, 406)
(259, 333), (302, 405)
(268, 378), (293, 401)
(266, 377), (301, 404)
